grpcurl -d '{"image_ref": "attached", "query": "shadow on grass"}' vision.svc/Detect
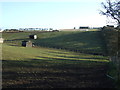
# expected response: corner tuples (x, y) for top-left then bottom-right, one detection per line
(34, 31), (107, 55)
(2, 59), (115, 88)
(35, 56), (108, 62)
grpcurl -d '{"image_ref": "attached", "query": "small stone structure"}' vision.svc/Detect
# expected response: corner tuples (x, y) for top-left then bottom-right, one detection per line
(29, 34), (37, 39)
(0, 38), (4, 43)
(22, 40), (33, 47)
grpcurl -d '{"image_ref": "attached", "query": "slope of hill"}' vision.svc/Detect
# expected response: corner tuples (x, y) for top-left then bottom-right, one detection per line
(34, 31), (107, 55)
(3, 31), (107, 55)
(2, 31), (115, 88)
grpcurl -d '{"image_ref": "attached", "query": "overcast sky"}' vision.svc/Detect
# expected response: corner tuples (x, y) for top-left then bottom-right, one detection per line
(0, 0), (107, 29)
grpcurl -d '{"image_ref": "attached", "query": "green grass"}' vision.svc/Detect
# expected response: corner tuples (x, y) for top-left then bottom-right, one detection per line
(2, 43), (108, 62)
(2, 44), (110, 88)
(2, 31), (108, 62)
(35, 31), (106, 55)
(2, 31), (115, 88)
(3, 31), (107, 55)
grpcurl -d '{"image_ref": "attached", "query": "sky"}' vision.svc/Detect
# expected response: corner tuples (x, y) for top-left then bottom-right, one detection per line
(0, 0), (107, 29)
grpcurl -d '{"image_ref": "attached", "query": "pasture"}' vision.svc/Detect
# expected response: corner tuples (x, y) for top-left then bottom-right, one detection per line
(2, 31), (115, 88)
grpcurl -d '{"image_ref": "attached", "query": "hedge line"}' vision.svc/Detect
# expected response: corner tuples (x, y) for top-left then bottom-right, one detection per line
(101, 26), (118, 56)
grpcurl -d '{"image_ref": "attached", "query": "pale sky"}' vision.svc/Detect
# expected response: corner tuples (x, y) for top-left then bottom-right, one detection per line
(0, 0), (107, 29)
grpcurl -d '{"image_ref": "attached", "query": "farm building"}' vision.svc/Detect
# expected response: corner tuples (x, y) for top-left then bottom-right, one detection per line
(29, 34), (37, 39)
(79, 26), (89, 31)
(106, 25), (114, 28)
(22, 40), (33, 47)
(52, 30), (59, 32)
(79, 26), (89, 29)
(0, 38), (4, 43)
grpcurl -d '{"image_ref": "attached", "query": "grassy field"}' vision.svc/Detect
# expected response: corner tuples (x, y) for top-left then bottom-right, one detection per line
(35, 31), (106, 55)
(2, 31), (115, 88)
(3, 31), (107, 55)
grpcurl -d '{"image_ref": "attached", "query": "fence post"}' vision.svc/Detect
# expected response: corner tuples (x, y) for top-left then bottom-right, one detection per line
(117, 53), (120, 80)
(117, 51), (120, 80)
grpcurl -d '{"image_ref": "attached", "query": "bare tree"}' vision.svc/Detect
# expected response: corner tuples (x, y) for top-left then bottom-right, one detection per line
(100, 0), (120, 26)
(101, 0), (120, 81)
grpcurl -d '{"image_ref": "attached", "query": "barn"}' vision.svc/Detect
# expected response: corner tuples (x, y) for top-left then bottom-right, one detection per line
(22, 40), (33, 47)
(29, 34), (37, 39)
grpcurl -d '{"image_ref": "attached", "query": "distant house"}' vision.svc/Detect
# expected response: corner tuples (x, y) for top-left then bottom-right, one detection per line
(22, 40), (33, 47)
(79, 26), (89, 31)
(107, 25), (114, 28)
(79, 26), (89, 29)
(52, 30), (59, 32)
(29, 34), (37, 39)
(0, 38), (4, 43)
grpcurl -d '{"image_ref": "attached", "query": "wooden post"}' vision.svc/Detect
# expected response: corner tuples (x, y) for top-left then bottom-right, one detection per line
(116, 51), (120, 80)
(118, 32), (120, 80)
(117, 29), (120, 80)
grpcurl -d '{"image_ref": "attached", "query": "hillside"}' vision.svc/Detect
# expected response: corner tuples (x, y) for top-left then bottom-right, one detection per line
(2, 31), (115, 88)
(3, 31), (107, 55)
(34, 31), (107, 55)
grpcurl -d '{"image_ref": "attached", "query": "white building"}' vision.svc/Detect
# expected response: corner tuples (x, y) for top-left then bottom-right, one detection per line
(34, 35), (37, 39)
(0, 38), (4, 43)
